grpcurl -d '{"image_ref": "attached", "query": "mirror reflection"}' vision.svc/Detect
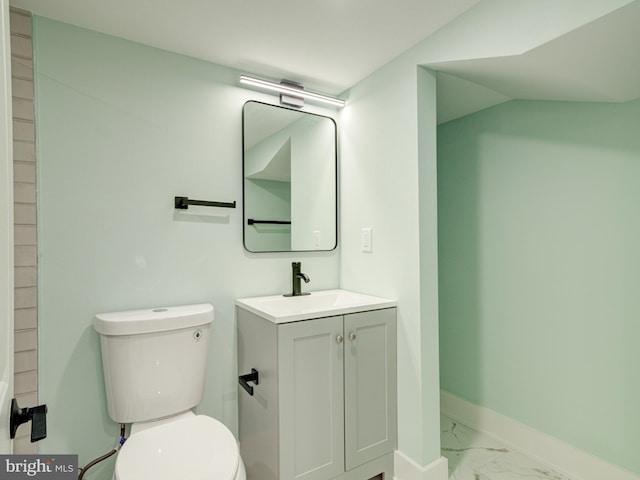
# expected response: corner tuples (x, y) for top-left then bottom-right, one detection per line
(242, 101), (337, 252)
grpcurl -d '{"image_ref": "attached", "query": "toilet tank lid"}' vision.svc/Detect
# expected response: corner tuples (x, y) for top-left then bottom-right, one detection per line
(94, 304), (213, 336)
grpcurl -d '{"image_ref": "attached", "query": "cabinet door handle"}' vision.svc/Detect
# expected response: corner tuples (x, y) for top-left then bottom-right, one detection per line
(349, 332), (357, 342)
(336, 335), (343, 344)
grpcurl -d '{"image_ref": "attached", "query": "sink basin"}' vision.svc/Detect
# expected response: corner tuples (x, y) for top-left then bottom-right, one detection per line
(235, 289), (396, 323)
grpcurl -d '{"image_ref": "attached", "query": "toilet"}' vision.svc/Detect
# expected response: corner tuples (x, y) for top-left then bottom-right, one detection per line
(93, 304), (246, 480)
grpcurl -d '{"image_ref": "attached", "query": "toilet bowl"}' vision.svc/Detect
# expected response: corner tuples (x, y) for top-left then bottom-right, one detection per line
(114, 412), (245, 480)
(93, 304), (245, 480)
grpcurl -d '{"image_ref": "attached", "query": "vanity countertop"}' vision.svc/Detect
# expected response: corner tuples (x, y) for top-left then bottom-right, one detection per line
(235, 289), (396, 324)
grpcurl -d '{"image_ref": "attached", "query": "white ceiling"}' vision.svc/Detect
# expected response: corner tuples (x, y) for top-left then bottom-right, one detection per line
(9, 0), (478, 95)
(430, 0), (640, 123)
(9, 0), (640, 124)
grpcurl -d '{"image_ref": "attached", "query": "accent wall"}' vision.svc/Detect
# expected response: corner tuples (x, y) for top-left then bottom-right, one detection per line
(438, 98), (640, 474)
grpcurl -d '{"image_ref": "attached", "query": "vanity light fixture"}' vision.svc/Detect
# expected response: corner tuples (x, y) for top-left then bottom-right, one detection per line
(239, 74), (346, 108)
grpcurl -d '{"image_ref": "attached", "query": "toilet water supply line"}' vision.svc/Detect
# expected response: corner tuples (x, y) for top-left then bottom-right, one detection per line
(77, 424), (126, 480)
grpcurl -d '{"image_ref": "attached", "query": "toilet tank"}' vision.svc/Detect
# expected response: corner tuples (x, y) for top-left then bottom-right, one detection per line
(93, 304), (214, 424)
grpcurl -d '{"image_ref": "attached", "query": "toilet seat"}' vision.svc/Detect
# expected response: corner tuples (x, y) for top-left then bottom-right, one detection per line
(115, 414), (240, 480)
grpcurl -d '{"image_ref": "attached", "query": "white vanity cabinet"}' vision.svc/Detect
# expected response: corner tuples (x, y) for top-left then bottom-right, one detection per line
(236, 291), (396, 480)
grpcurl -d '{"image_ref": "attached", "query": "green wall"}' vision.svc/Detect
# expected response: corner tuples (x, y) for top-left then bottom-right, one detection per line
(438, 99), (640, 474)
(33, 17), (339, 479)
(340, 1), (636, 471)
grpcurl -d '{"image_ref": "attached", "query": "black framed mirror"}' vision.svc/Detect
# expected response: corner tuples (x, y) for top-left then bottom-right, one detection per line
(242, 101), (337, 252)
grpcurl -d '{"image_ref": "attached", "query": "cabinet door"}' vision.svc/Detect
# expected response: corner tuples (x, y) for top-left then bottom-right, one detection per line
(278, 316), (345, 480)
(344, 308), (397, 470)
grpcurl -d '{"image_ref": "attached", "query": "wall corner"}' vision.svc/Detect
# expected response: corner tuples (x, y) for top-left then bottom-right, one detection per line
(394, 450), (448, 480)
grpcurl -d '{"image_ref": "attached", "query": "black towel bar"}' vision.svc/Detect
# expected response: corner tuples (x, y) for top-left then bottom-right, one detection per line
(247, 219), (291, 225)
(174, 196), (236, 210)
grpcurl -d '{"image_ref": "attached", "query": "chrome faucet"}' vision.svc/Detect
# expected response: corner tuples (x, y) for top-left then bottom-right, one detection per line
(284, 262), (310, 297)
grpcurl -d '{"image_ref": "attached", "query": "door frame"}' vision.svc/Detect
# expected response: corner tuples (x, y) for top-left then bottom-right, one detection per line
(0, 0), (14, 454)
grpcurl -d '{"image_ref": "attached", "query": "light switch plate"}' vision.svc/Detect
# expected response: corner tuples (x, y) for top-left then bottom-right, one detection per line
(361, 228), (372, 253)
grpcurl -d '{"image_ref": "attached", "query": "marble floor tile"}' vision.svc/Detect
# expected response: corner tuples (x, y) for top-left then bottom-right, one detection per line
(441, 415), (575, 480)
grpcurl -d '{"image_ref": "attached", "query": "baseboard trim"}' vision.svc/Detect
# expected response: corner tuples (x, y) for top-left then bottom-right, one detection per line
(440, 390), (640, 480)
(394, 450), (448, 480)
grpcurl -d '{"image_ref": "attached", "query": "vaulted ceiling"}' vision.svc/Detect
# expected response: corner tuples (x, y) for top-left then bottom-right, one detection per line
(431, 0), (640, 123)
